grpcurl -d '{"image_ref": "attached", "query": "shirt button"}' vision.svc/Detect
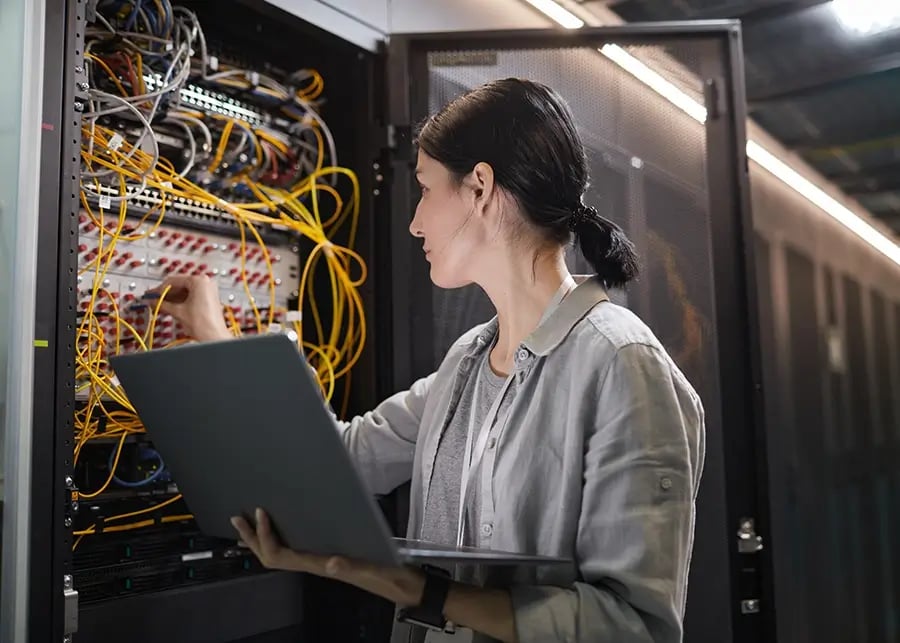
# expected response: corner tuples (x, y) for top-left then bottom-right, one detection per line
(488, 437), (496, 449)
(515, 348), (529, 362)
(481, 523), (493, 537)
(660, 477), (673, 491)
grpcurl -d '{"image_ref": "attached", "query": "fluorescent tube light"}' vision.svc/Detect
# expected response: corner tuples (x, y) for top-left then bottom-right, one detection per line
(746, 141), (900, 265)
(597, 46), (900, 266)
(523, 0), (585, 29)
(600, 44), (708, 123)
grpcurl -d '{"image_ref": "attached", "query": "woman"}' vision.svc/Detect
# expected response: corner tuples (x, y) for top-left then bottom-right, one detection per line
(156, 78), (705, 643)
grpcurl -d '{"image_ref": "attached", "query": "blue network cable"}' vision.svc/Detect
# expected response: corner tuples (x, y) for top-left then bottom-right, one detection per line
(110, 444), (167, 488)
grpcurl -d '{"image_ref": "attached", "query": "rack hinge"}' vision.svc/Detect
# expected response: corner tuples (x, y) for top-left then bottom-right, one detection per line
(703, 77), (725, 120)
(64, 574), (79, 637)
(737, 517), (764, 554)
(385, 124), (413, 160)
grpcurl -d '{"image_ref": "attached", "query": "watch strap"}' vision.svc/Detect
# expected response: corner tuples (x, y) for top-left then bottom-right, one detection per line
(397, 565), (452, 632)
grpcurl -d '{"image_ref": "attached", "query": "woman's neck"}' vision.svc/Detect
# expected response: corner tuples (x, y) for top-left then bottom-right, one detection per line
(477, 249), (571, 375)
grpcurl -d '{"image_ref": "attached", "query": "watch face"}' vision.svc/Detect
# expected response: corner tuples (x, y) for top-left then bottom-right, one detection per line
(400, 615), (445, 632)
(396, 608), (453, 634)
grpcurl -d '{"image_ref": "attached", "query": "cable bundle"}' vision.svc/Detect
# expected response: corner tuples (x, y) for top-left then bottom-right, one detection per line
(74, 0), (366, 547)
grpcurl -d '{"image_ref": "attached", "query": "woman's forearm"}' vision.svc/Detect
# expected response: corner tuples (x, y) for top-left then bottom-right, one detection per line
(443, 582), (519, 643)
(340, 562), (520, 642)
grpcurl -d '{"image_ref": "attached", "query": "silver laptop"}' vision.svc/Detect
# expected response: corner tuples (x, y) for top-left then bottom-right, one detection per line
(109, 333), (570, 568)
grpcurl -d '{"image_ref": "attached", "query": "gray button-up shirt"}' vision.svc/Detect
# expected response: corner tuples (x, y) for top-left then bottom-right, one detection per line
(336, 276), (706, 642)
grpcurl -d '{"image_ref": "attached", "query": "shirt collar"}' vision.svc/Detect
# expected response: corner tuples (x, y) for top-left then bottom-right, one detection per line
(459, 275), (610, 357)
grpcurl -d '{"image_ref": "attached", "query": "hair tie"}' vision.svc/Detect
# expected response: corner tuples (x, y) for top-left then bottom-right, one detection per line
(568, 204), (596, 231)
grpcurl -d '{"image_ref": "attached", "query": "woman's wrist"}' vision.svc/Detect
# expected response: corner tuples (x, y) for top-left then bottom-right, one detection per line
(338, 564), (517, 642)
(391, 566), (428, 607)
(443, 584), (518, 643)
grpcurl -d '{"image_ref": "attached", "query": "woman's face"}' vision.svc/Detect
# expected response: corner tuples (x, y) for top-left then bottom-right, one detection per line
(409, 150), (487, 289)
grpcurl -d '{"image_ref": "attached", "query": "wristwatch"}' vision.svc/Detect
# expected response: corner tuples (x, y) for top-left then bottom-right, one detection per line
(396, 565), (454, 633)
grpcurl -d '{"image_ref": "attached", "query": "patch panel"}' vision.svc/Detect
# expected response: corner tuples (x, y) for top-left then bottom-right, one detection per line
(77, 216), (300, 351)
(83, 184), (296, 239)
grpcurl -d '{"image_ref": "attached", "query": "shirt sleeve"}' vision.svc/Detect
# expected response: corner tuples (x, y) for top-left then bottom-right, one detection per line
(510, 342), (705, 643)
(334, 372), (436, 496)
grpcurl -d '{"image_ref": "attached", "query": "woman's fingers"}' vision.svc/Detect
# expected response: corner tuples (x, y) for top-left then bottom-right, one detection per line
(230, 516), (261, 558)
(232, 509), (299, 570)
(142, 274), (229, 341)
(254, 508), (283, 561)
(230, 509), (361, 578)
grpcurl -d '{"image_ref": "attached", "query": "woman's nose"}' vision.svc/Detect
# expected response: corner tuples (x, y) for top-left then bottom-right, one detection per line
(409, 207), (424, 238)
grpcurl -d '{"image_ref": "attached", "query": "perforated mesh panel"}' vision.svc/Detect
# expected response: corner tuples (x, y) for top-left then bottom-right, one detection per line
(424, 45), (717, 405)
(411, 37), (737, 643)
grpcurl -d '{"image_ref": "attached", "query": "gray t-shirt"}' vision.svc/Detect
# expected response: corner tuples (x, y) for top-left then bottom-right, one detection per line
(419, 344), (514, 548)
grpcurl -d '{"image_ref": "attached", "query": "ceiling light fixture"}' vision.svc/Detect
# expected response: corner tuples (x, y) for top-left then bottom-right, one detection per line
(523, 0), (585, 29)
(832, 0), (900, 35)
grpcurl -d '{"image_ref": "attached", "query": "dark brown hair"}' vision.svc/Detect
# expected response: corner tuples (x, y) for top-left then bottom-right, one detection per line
(416, 78), (638, 288)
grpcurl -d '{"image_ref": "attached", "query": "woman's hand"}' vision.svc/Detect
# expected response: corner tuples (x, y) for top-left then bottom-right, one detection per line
(231, 508), (427, 607)
(148, 274), (232, 342)
(233, 509), (519, 642)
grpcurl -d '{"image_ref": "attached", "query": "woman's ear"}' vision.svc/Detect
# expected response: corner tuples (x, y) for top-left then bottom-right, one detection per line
(468, 161), (495, 214)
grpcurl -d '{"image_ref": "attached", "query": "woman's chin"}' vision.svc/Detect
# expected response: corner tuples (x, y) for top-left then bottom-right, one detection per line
(428, 264), (470, 290)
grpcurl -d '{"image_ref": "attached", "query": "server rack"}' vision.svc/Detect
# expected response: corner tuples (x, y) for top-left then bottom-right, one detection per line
(17, 4), (767, 643)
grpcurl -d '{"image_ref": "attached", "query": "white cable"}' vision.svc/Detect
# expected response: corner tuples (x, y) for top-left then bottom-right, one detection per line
(162, 117), (198, 177)
(81, 90), (157, 204)
(83, 89), (159, 174)
(290, 96), (338, 182)
(172, 7), (208, 79)
(170, 111), (213, 154)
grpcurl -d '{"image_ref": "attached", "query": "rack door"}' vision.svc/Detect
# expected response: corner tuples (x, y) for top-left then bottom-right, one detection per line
(384, 24), (768, 643)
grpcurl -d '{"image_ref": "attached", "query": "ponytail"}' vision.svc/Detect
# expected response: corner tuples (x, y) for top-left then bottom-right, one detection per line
(572, 205), (639, 289)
